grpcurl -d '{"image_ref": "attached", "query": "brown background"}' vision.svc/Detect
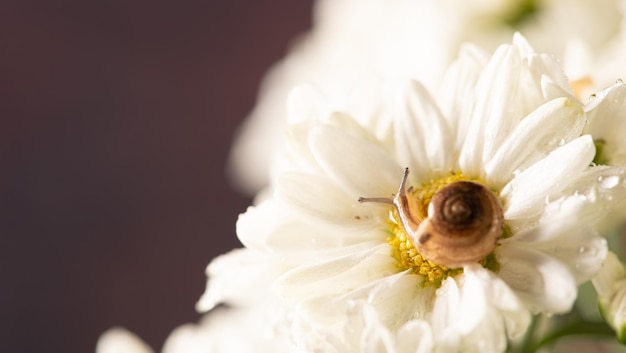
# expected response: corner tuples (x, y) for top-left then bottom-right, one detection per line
(0, 1), (313, 352)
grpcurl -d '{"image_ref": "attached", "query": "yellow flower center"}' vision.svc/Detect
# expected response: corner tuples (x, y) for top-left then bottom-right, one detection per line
(386, 172), (507, 287)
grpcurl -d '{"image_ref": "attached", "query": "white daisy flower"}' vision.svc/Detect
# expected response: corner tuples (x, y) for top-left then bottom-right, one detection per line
(592, 252), (626, 343)
(229, 0), (626, 194)
(202, 35), (626, 352)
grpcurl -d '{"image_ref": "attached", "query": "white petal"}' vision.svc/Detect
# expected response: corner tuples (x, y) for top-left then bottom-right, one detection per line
(309, 124), (403, 197)
(196, 249), (279, 311)
(592, 254), (626, 343)
(584, 83), (626, 165)
(431, 278), (462, 353)
(526, 53), (575, 101)
(394, 81), (455, 182)
(361, 309), (395, 353)
(237, 200), (383, 264)
(339, 271), (432, 325)
(512, 33), (534, 57)
(550, 166), (626, 226)
(395, 320), (434, 353)
(459, 310), (507, 353)
(593, 252), (626, 299)
(465, 266), (530, 340)
(236, 201), (276, 250)
(96, 328), (154, 353)
(585, 83), (626, 136)
(497, 244), (577, 314)
(484, 98), (585, 186)
(276, 244), (396, 300)
(501, 135), (595, 220)
(460, 43), (521, 176)
(437, 44), (489, 152)
(276, 172), (389, 230)
(282, 121), (325, 175)
(515, 222), (607, 284)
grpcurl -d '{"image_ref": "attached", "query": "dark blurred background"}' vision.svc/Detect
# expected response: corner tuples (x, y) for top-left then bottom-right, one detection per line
(0, 1), (312, 352)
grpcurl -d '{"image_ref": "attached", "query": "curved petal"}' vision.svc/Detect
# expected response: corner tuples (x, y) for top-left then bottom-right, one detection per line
(501, 135), (595, 220)
(437, 44), (489, 152)
(497, 244), (577, 314)
(396, 320), (434, 353)
(593, 252), (626, 299)
(459, 310), (507, 353)
(339, 271), (432, 325)
(431, 277), (462, 353)
(196, 248), (281, 311)
(513, 221), (607, 284)
(276, 172), (390, 230)
(484, 98), (585, 186)
(309, 125), (403, 197)
(361, 308), (396, 353)
(584, 83), (626, 137)
(275, 244), (396, 300)
(461, 266), (530, 339)
(460, 43), (521, 176)
(237, 200), (383, 263)
(394, 81), (455, 182)
(584, 83), (626, 165)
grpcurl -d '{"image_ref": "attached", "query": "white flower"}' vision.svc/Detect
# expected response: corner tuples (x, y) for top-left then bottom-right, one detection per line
(592, 252), (626, 343)
(229, 0), (626, 194)
(96, 305), (293, 353)
(202, 35), (626, 352)
(97, 328), (153, 353)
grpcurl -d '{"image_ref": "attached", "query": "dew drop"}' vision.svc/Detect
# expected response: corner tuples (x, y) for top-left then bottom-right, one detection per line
(579, 246), (598, 256)
(589, 93), (597, 100)
(598, 175), (620, 189)
(617, 78), (624, 84)
(558, 138), (565, 146)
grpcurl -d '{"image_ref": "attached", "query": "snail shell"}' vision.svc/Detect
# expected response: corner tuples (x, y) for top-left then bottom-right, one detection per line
(411, 181), (503, 268)
(359, 168), (503, 268)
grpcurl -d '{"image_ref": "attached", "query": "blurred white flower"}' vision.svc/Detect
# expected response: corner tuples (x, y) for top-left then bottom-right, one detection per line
(203, 35), (626, 352)
(96, 305), (293, 353)
(97, 328), (153, 353)
(230, 0), (626, 195)
(592, 251), (626, 343)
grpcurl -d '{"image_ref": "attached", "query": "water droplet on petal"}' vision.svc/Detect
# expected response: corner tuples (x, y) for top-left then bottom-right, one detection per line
(579, 246), (595, 255)
(598, 175), (620, 189)
(617, 78), (624, 84)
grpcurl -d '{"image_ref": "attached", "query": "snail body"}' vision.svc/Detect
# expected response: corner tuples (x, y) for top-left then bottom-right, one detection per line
(359, 168), (503, 268)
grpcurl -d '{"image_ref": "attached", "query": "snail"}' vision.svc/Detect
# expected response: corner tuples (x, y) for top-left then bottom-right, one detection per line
(359, 168), (503, 268)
